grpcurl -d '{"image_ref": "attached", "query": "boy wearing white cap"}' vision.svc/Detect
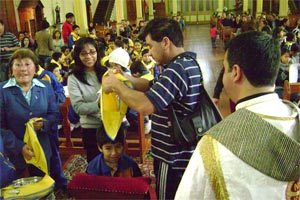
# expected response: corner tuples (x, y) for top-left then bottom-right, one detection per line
(108, 47), (131, 75)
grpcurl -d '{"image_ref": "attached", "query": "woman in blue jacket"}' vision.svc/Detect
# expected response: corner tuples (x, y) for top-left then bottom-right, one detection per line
(0, 48), (59, 177)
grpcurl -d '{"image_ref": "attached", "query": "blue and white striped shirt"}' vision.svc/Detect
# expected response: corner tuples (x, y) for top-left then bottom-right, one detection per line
(145, 52), (203, 170)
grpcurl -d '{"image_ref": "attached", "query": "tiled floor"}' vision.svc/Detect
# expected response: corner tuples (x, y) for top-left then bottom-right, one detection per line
(184, 24), (231, 117)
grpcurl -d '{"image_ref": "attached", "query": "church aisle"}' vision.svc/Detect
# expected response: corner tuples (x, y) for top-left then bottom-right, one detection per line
(184, 24), (231, 117)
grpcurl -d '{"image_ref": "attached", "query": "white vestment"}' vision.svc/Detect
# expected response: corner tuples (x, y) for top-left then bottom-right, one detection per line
(175, 93), (299, 200)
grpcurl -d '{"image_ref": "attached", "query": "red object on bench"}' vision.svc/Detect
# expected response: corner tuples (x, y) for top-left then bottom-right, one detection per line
(68, 173), (151, 199)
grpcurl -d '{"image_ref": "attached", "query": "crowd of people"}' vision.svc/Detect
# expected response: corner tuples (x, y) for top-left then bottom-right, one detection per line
(212, 12), (300, 107)
(0, 9), (299, 200)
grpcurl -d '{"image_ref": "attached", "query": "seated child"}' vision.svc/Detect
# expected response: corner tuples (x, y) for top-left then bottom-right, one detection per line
(47, 62), (63, 83)
(86, 127), (142, 177)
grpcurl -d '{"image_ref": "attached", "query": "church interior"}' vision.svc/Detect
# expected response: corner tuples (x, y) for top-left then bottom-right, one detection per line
(1, 0), (300, 199)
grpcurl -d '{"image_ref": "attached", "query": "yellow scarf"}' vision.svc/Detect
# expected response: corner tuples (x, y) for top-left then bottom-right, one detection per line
(23, 118), (48, 174)
(100, 72), (132, 140)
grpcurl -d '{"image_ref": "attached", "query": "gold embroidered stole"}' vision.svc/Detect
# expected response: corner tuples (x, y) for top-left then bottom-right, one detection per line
(200, 104), (300, 199)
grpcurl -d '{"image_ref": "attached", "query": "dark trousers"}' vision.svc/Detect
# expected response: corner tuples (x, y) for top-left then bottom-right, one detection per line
(49, 127), (68, 189)
(211, 37), (217, 48)
(154, 159), (185, 200)
(81, 128), (100, 162)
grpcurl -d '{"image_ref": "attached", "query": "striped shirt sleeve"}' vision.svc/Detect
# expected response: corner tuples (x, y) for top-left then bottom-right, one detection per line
(145, 62), (188, 112)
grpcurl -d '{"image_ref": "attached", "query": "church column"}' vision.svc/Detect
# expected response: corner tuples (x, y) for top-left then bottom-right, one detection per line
(279, 0), (288, 17)
(115, 0), (124, 35)
(256, 0), (263, 17)
(217, 0), (224, 15)
(243, 0), (249, 13)
(73, 0), (88, 35)
(172, 0), (178, 16)
(148, 0), (154, 20)
(136, 0), (143, 24)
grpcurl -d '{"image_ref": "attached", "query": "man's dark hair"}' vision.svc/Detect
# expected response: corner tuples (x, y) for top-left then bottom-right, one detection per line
(0, 20), (4, 25)
(227, 31), (280, 87)
(96, 126), (125, 148)
(139, 18), (183, 47)
(66, 12), (74, 19)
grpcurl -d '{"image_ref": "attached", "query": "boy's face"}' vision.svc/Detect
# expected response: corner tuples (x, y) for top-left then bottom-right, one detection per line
(109, 62), (123, 72)
(63, 48), (70, 56)
(281, 52), (290, 64)
(142, 53), (151, 63)
(100, 143), (123, 164)
(134, 42), (142, 52)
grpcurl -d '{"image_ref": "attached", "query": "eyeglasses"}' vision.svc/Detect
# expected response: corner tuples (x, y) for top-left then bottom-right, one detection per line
(79, 50), (97, 57)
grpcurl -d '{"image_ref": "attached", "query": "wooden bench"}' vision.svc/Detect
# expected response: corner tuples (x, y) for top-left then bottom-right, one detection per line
(283, 80), (300, 101)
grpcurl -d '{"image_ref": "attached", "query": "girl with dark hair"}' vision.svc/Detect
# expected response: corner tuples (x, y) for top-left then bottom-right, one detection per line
(52, 30), (64, 52)
(68, 37), (107, 162)
(21, 36), (35, 51)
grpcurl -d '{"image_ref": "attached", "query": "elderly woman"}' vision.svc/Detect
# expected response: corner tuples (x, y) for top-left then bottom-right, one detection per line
(0, 48), (59, 177)
(68, 37), (106, 162)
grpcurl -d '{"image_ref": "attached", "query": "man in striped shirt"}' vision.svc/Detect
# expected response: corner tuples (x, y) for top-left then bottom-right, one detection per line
(0, 20), (20, 81)
(102, 18), (204, 199)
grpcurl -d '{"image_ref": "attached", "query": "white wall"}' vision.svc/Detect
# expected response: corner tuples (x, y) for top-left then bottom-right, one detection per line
(41, 0), (55, 25)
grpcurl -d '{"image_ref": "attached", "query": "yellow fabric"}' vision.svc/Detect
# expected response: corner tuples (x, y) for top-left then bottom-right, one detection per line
(199, 135), (229, 200)
(50, 59), (62, 70)
(23, 118), (48, 174)
(100, 72), (132, 140)
(71, 32), (80, 41)
(141, 72), (154, 81)
(36, 65), (51, 83)
(2, 175), (54, 199)
(101, 56), (109, 67)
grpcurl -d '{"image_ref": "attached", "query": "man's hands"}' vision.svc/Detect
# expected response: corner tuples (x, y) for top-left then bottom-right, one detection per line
(102, 70), (122, 93)
(32, 118), (44, 131)
(22, 144), (34, 160)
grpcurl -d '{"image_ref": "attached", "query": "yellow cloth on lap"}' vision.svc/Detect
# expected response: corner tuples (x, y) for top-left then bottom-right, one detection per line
(2, 175), (54, 199)
(101, 72), (132, 140)
(23, 118), (48, 174)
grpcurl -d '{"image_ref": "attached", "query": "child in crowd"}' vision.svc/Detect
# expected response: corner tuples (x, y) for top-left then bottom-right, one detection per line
(47, 63), (63, 83)
(108, 47), (131, 75)
(290, 43), (300, 64)
(131, 60), (153, 80)
(275, 46), (290, 98)
(131, 39), (143, 61)
(123, 38), (134, 55)
(89, 27), (97, 40)
(68, 25), (81, 49)
(106, 38), (115, 55)
(210, 24), (218, 48)
(61, 46), (72, 69)
(51, 52), (63, 70)
(86, 127), (142, 177)
(283, 32), (296, 50)
(141, 48), (160, 78)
